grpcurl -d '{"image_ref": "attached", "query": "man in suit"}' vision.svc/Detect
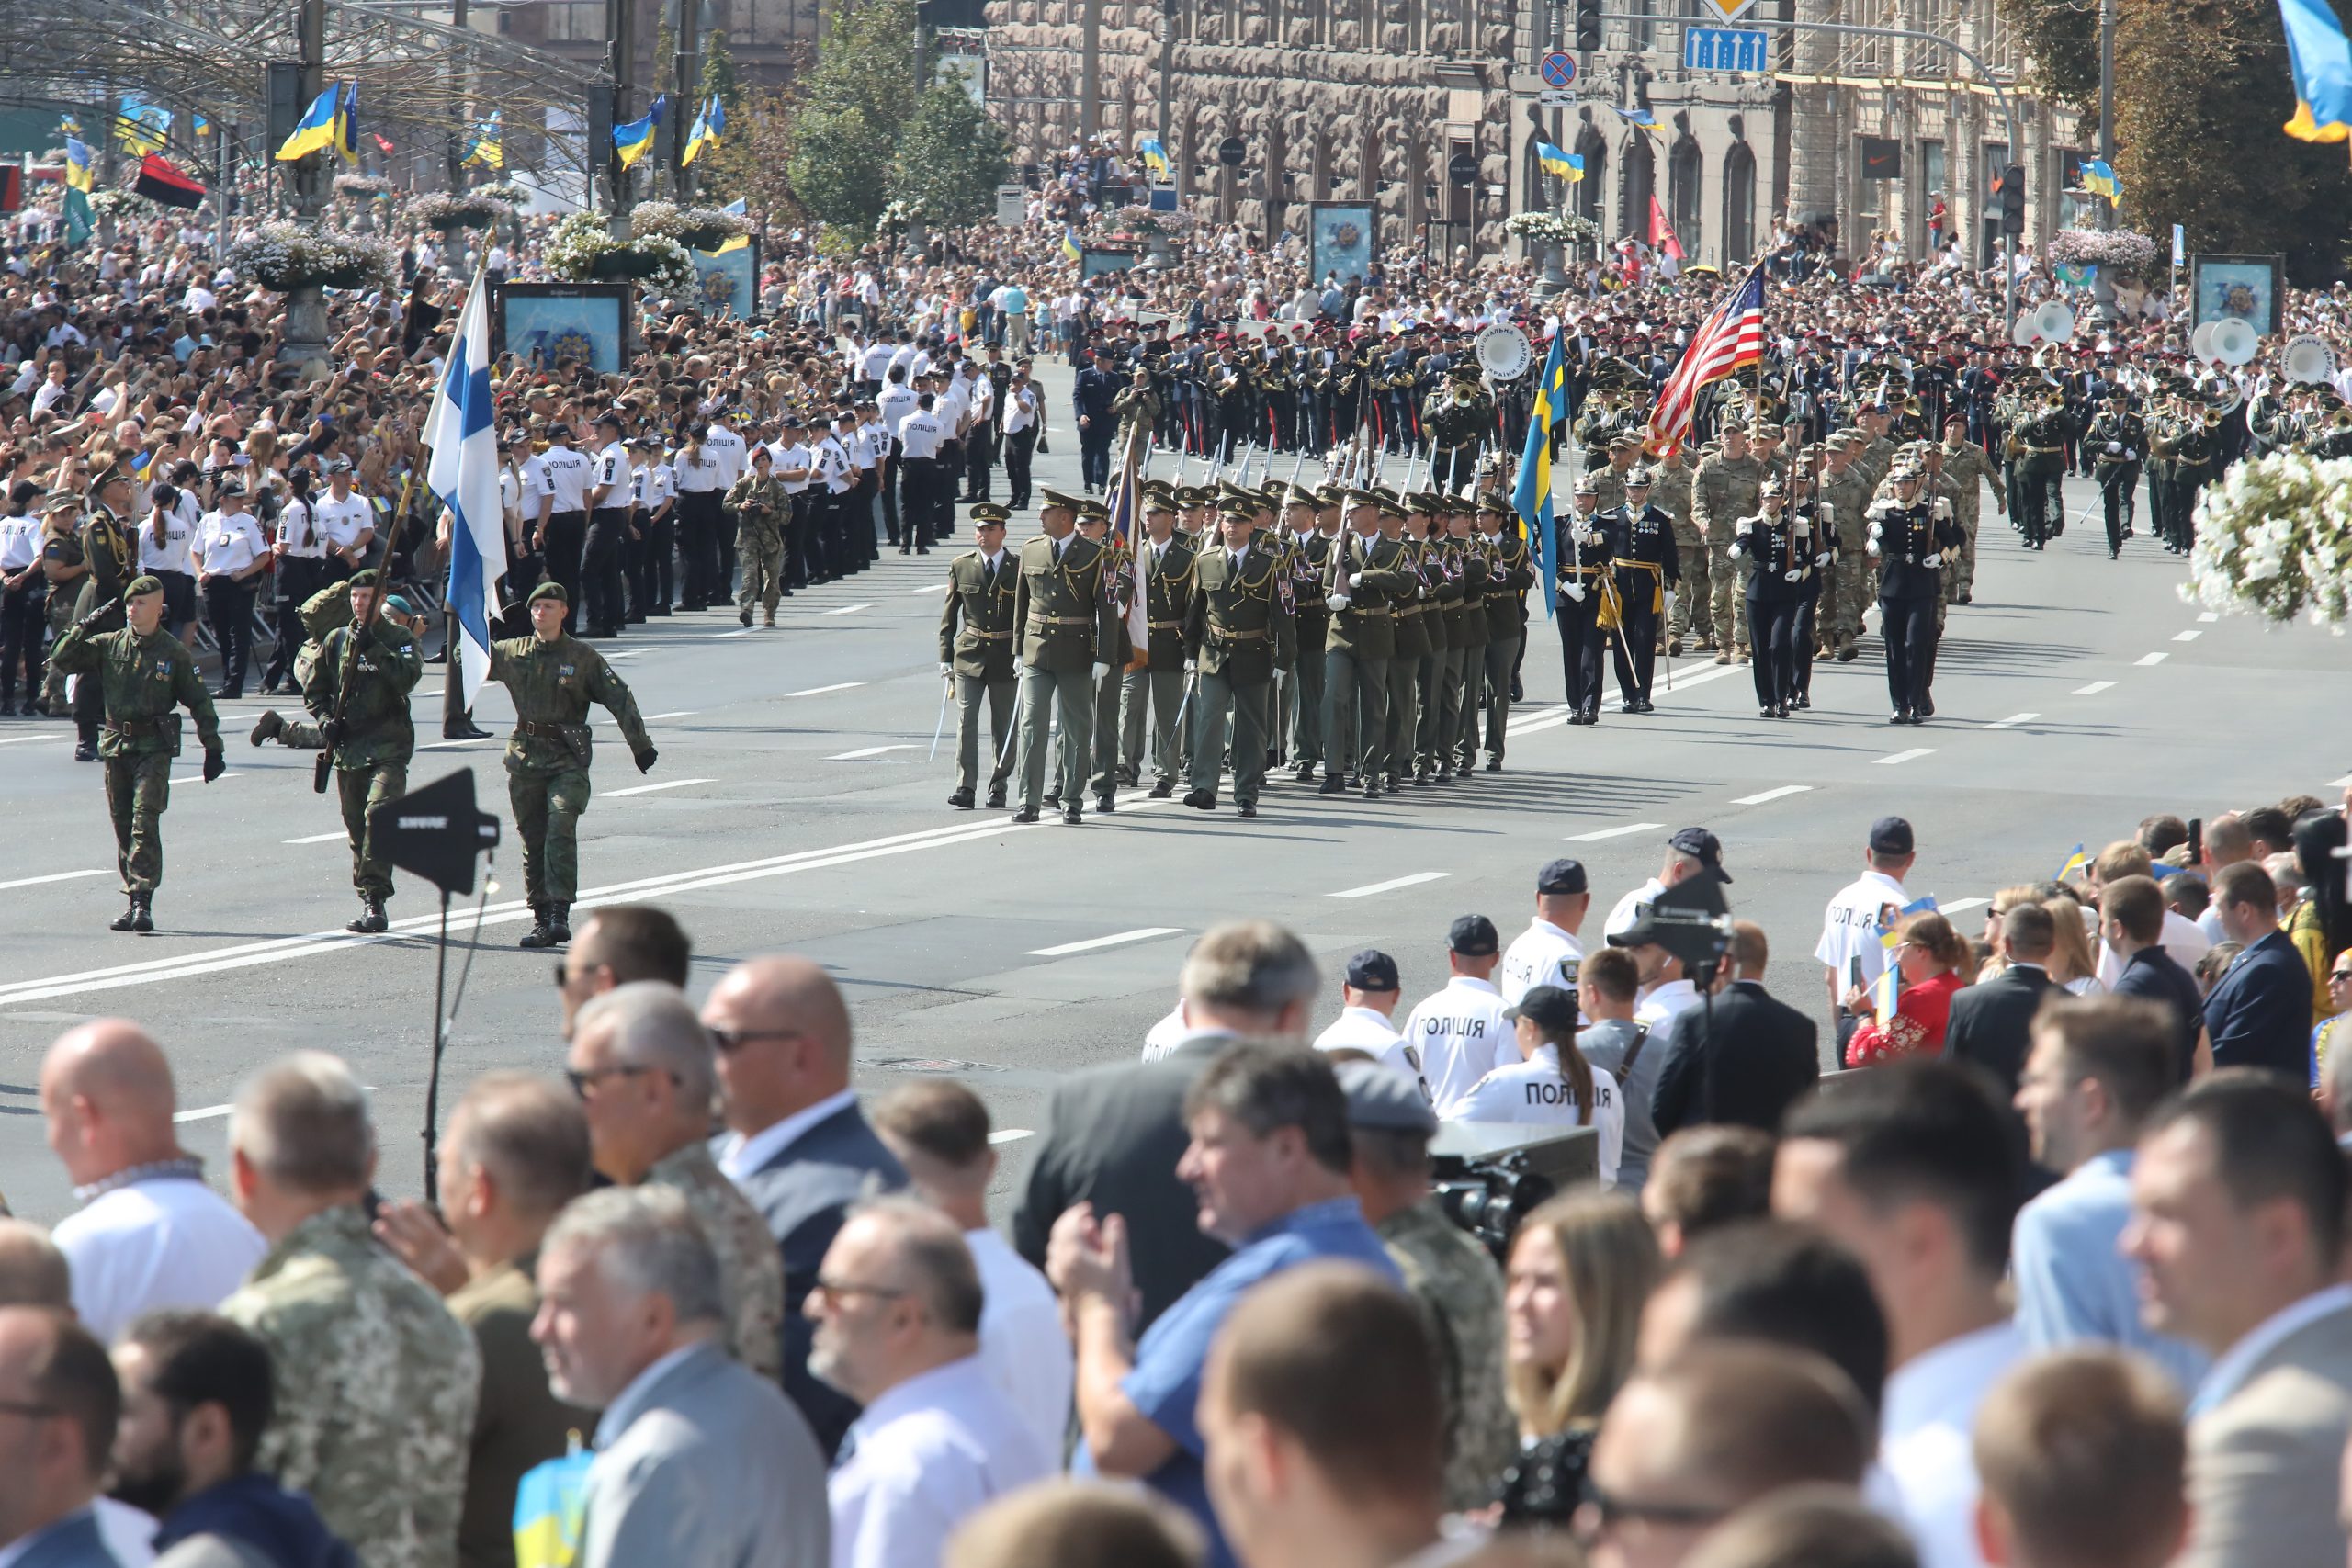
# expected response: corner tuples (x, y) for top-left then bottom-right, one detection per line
(2101, 874), (2210, 1081)
(2203, 861), (2316, 1080)
(1945, 903), (2059, 1096)
(1014, 920), (1319, 1330)
(533, 1187), (828, 1568)
(1651, 921), (1820, 1137)
(0, 1306), (121, 1568)
(2123, 1071), (2352, 1568)
(703, 955), (906, 1460)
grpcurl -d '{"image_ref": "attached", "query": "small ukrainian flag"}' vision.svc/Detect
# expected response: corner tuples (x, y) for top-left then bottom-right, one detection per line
(2079, 158), (2120, 200)
(614, 96), (663, 172)
(682, 96), (724, 165)
(2055, 843), (2090, 880)
(276, 86), (340, 163)
(63, 138), (94, 194)
(464, 111), (504, 170)
(1536, 140), (1584, 182)
(1138, 137), (1171, 180)
(1062, 227), (1083, 263)
(513, 1450), (594, 1568)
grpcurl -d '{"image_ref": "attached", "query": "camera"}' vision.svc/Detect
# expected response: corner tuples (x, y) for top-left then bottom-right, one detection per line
(1431, 1151), (1557, 1264)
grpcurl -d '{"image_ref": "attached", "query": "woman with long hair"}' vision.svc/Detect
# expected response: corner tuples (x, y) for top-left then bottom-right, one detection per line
(1453, 987), (1626, 1187)
(2041, 895), (2106, 996)
(1496, 1190), (1661, 1528)
(1842, 910), (1970, 1065)
(2290, 812), (2352, 1020)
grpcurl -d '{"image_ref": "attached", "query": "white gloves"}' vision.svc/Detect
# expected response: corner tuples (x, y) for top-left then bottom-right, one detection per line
(1348, 572), (1363, 591)
(1328, 592), (1351, 611)
(1564, 581), (1587, 603)
(1092, 662), (1112, 681)
(1662, 591), (1677, 619)
(938, 660), (952, 676)
(1183, 656), (1198, 674)
(2105, 440), (2123, 455)
(1784, 568), (1804, 582)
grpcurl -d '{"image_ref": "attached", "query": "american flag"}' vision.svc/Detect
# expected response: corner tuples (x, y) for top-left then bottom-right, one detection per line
(1645, 265), (1768, 457)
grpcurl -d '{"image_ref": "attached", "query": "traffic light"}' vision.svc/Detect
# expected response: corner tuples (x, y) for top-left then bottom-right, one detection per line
(1575, 0), (1603, 52)
(1999, 164), (2026, 235)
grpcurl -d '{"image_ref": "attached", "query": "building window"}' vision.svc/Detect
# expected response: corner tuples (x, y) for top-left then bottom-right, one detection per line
(1668, 137), (1701, 248)
(1573, 127), (1607, 228)
(544, 0), (602, 39)
(1722, 141), (1755, 262)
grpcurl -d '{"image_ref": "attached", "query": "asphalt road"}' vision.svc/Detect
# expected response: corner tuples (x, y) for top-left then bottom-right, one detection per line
(3, 366), (2345, 1223)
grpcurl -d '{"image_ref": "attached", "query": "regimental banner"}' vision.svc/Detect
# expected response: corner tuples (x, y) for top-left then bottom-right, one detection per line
(1308, 202), (1375, 287)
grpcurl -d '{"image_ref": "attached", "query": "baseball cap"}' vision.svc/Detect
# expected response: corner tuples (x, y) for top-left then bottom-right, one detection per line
(1334, 1060), (1437, 1134)
(1344, 950), (1401, 991)
(1537, 858), (1588, 896)
(1870, 816), (1916, 856)
(1505, 985), (1578, 1034)
(1447, 915), (1500, 957)
(1669, 827), (1732, 884)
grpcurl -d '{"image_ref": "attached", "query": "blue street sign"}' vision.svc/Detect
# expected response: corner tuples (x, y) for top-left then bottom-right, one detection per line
(1540, 51), (1578, 88)
(1684, 28), (1770, 73)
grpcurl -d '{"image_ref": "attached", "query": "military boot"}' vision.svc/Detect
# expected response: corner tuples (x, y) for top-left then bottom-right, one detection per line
(347, 893), (388, 935)
(130, 895), (153, 934)
(548, 904), (572, 944)
(519, 906), (560, 948)
(110, 896), (139, 932)
(250, 709), (286, 747)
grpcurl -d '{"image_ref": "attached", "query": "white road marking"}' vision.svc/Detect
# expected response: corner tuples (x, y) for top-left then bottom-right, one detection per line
(2331, 773), (2352, 789)
(2198, 612), (2219, 623)
(825, 603), (872, 615)
(0, 734), (59, 746)
(826, 744), (917, 761)
(170, 771), (239, 784)
(1941, 897), (1990, 916)
(647, 710), (699, 720)
(0, 869), (108, 892)
(1874, 748), (1936, 766)
(2074, 681), (2116, 695)
(789, 682), (864, 697)
(1983, 713), (2038, 729)
(173, 1103), (232, 1124)
(1329, 871), (1451, 899)
(417, 735), (498, 750)
(605, 777), (716, 798)
(1731, 784), (1811, 806)
(1025, 927), (1183, 957)
(283, 831), (346, 845)
(988, 1128), (1034, 1145)
(1567, 821), (1664, 842)
(910, 583), (948, 593)
(2135, 652), (2167, 666)
(1504, 704), (1574, 733)
(2172, 629), (2201, 643)
(717, 628), (755, 638)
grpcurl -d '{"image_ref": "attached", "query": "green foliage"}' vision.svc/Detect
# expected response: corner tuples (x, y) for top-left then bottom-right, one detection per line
(652, 17), (678, 101)
(786, 101), (895, 231)
(887, 79), (1011, 227)
(1994, 0), (2099, 118)
(699, 28), (743, 119)
(2114, 0), (2352, 286)
(688, 30), (754, 201)
(781, 0), (924, 231)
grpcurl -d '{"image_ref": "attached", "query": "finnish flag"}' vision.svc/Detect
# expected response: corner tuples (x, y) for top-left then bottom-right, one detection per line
(424, 268), (508, 708)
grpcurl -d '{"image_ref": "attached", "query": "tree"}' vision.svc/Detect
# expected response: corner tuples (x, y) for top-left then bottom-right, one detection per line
(782, 0), (921, 231)
(690, 29), (756, 201)
(698, 28), (744, 123)
(888, 79), (1011, 226)
(1992, 0), (2098, 119)
(2113, 0), (2352, 284)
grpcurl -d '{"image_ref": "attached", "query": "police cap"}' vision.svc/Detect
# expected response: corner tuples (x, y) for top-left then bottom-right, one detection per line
(1536, 857), (1588, 896)
(1447, 913), (1500, 957)
(1344, 949), (1401, 991)
(1505, 984), (1578, 1035)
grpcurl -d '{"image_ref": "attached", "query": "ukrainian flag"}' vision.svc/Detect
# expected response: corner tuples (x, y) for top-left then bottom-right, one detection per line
(277, 86), (340, 162)
(615, 95), (664, 172)
(714, 194), (751, 251)
(464, 111), (504, 170)
(2280, 0), (2352, 141)
(2079, 158), (2120, 199)
(513, 1450), (594, 1568)
(116, 98), (170, 156)
(334, 84), (359, 164)
(63, 138), (94, 194)
(1612, 105), (1664, 138)
(682, 96), (723, 165)
(193, 114), (211, 138)
(1536, 140), (1584, 182)
(1512, 323), (1570, 616)
(57, 115), (81, 137)
(1061, 226), (1083, 262)
(2055, 843), (2090, 880)
(721, 196), (747, 215)
(1873, 897), (1939, 1018)
(1138, 137), (1171, 180)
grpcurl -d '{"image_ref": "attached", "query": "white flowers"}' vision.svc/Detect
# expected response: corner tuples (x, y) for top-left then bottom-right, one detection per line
(410, 192), (514, 231)
(543, 209), (699, 295)
(224, 222), (398, 293)
(2183, 451), (2352, 630)
(1506, 210), (1600, 245)
(630, 200), (747, 250)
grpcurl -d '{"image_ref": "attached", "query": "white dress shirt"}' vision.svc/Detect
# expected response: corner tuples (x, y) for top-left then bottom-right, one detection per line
(1634, 977), (1700, 1029)
(704, 426), (750, 488)
(313, 491), (374, 557)
(1605, 877), (1667, 939)
(1815, 869), (1913, 992)
(2095, 908), (2213, 989)
(966, 1229), (1073, 1463)
(1450, 1047), (1623, 1184)
(539, 445), (593, 512)
(52, 1170), (266, 1344)
(896, 412), (945, 461)
(1312, 1006), (1429, 1098)
(1498, 919), (1584, 1007)
(1402, 975), (1517, 1116)
(828, 1355), (1051, 1568)
(195, 510), (268, 576)
(716, 1089), (858, 1184)
(137, 510), (197, 577)
(1878, 1320), (2025, 1568)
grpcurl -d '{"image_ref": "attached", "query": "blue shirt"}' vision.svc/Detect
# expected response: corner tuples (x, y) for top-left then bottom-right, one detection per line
(1081, 1197), (1401, 1568)
(2204, 929), (2314, 1081)
(2011, 1147), (2209, 1392)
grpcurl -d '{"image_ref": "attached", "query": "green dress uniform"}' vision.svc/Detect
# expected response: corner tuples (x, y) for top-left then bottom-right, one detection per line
(1087, 536), (1138, 805)
(727, 471), (790, 622)
(939, 543), (1021, 807)
(2011, 402), (2071, 547)
(1320, 525), (1414, 796)
(302, 614), (422, 928)
(1385, 533), (1435, 791)
(1182, 536), (1294, 813)
(1281, 524), (1332, 778)
(37, 526), (85, 716)
(1414, 530), (1475, 781)
(1475, 518), (1534, 767)
(484, 602), (656, 942)
(1437, 532), (1490, 776)
(1121, 531), (1196, 795)
(1010, 529), (1120, 821)
(71, 504), (135, 751)
(46, 604), (223, 927)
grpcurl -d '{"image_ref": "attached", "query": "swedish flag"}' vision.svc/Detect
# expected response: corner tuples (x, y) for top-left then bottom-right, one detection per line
(1535, 141), (1583, 182)
(2079, 158), (2120, 199)
(276, 86), (339, 163)
(1511, 324), (1571, 616)
(2279, 0), (2352, 141)
(615, 95), (664, 172)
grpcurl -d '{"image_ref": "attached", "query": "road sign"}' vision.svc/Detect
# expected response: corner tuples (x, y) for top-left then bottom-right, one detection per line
(1448, 152), (1479, 186)
(1537, 89), (1578, 107)
(1694, 0), (1757, 19)
(1539, 51), (1578, 89)
(995, 184), (1025, 226)
(1217, 136), (1246, 168)
(1684, 26), (1770, 72)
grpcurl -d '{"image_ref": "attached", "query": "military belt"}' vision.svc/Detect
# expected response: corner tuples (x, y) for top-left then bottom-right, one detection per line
(1339, 604), (1392, 617)
(514, 720), (572, 739)
(1210, 626), (1267, 641)
(1146, 618), (1183, 630)
(2022, 445), (2064, 456)
(1029, 615), (1093, 626)
(962, 629), (1013, 641)
(106, 717), (161, 739)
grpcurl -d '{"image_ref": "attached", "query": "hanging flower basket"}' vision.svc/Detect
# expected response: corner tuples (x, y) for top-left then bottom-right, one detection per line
(1507, 209), (1599, 246)
(2182, 451), (2352, 628)
(544, 209), (697, 295)
(2047, 229), (2157, 277)
(333, 174), (392, 201)
(225, 222), (399, 293)
(412, 192), (514, 232)
(629, 199), (749, 252)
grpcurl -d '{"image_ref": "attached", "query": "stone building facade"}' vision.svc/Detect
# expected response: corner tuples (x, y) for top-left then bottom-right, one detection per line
(986, 0), (2089, 273)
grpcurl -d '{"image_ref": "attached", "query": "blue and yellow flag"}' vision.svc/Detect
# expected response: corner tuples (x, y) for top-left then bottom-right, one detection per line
(614, 95), (664, 171)
(513, 1450), (594, 1568)
(2280, 0), (2352, 141)
(1873, 897), (1939, 1018)
(721, 196), (747, 216)
(334, 84), (359, 164)
(1535, 141), (1585, 182)
(63, 138), (94, 194)
(682, 96), (723, 165)
(1512, 323), (1570, 617)
(1138, 137), (1171, 180)
(116, 97), (170, 156)
(2079, 158), (2120, 199)
(57, 114), (82, 137)
(1611, 106), (1664, 139)
(1061, 226), (1083, 263)
(276, 86), (340, 162)
(464, 111), (503, 170)
(2055, 843), (2090, 880)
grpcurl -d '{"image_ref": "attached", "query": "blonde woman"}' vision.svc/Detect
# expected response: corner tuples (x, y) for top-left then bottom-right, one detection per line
(1496, 1190), (1661, 1527)
(2041, 896), (2107, 996)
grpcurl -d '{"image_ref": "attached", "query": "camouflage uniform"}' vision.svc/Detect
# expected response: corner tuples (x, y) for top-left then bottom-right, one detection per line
(1818, 462), (1877, 657)
(1377, 1201), (1516, 1514)
(484, 631), (654, 913)
(45, 615), (222, 897)
(726, 472), (789, 622)
(1935, 436), (2005, 604)
(220, 1203), (480, 1568)
(302, 615), (421, 902)
(645, 1142), (786, 1382)
(1647, 456), (1702, 648)
(1690, 447), (1763, 655)
(36, 526), (84, 714)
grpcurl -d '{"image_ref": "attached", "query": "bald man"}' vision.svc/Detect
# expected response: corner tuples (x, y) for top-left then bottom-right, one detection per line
(40, 1020), (264, 1343)
(703, 955), (906, 1460)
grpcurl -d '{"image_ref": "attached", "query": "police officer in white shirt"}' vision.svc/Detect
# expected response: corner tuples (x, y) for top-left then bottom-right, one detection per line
(137, 483), (199, 644)
(1001, 366), (1041, 513)
(876, 368), (919, 547)
(701, 417), (749, 601)
(1816, 816), (1917, 1026)
(1500, 858), (1591, 1006)
(1403, 916), (1519, 1116)
(582, 411), (633, 637)
(894, 394), (947, 554)
(813, 412), (857, 582)
(765, 417), (817, 590)
(1451, 985), (1624, 1185)
(196, 479), (271, 697)
(627, 435), (676, 616)
(856, 333), (895, 393)
(0, 482), (47, 714)
(1311, 950), (1428, 1098)
(673, 423), (729, 610)
(1604, 828), (1728, 938)
(535, 423), (594, 629)
(312, 457), (376, 580)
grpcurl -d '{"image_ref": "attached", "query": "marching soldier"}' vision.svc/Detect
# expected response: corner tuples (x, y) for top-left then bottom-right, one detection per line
(35, 494), (86, 719)
(1690, 426), (1763, 663)
(2170, 408), (2217, 556)
(72, 468), (137, 760)
(726, 446), (790, 628)
(1472, 493), (1533, 769)
(1588, 434), (1643, 514)
(2011, 391), (2070, 549)
(1278, 487), (1331, 784)
(1555, 477), (1611, 726)
(1435, 492), (1489, 781)
(1380, 496), (1430, 795)
(1605, 468), (1679, 713)
(45, 574), (225, 932)
(483, 581), (658, 948)
(1123, 488), (1196, 798)
(302, 569), (421, 934)
(1867, 466), (1963, 726)
(940, 504), (1020, 811)
(2084, 392), (2145, 559)
(1410, 498), (1463, 786)
(1182, 506), (1293, 817)
(1009, 488), (1120, 825)
(1785, 458), (1836, 709)
(1080, 505), (1136, 813)
(1320, 490), (1412, 797)
(1731, 479), (1826, 718)
(1933, 412), (2005, 604)
(1647, 446), (1702, 655)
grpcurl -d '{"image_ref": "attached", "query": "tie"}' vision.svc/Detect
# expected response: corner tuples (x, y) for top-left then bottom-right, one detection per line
(1230, 549), (1242, 572)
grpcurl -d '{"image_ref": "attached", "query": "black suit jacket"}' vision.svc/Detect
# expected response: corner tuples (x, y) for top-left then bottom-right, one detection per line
(1651, 980), (1821, 1135)
(1012, 1034), (1231, 1331)
(1943, 964), (2056, 1095)
(727, 1102), (906, 1460)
